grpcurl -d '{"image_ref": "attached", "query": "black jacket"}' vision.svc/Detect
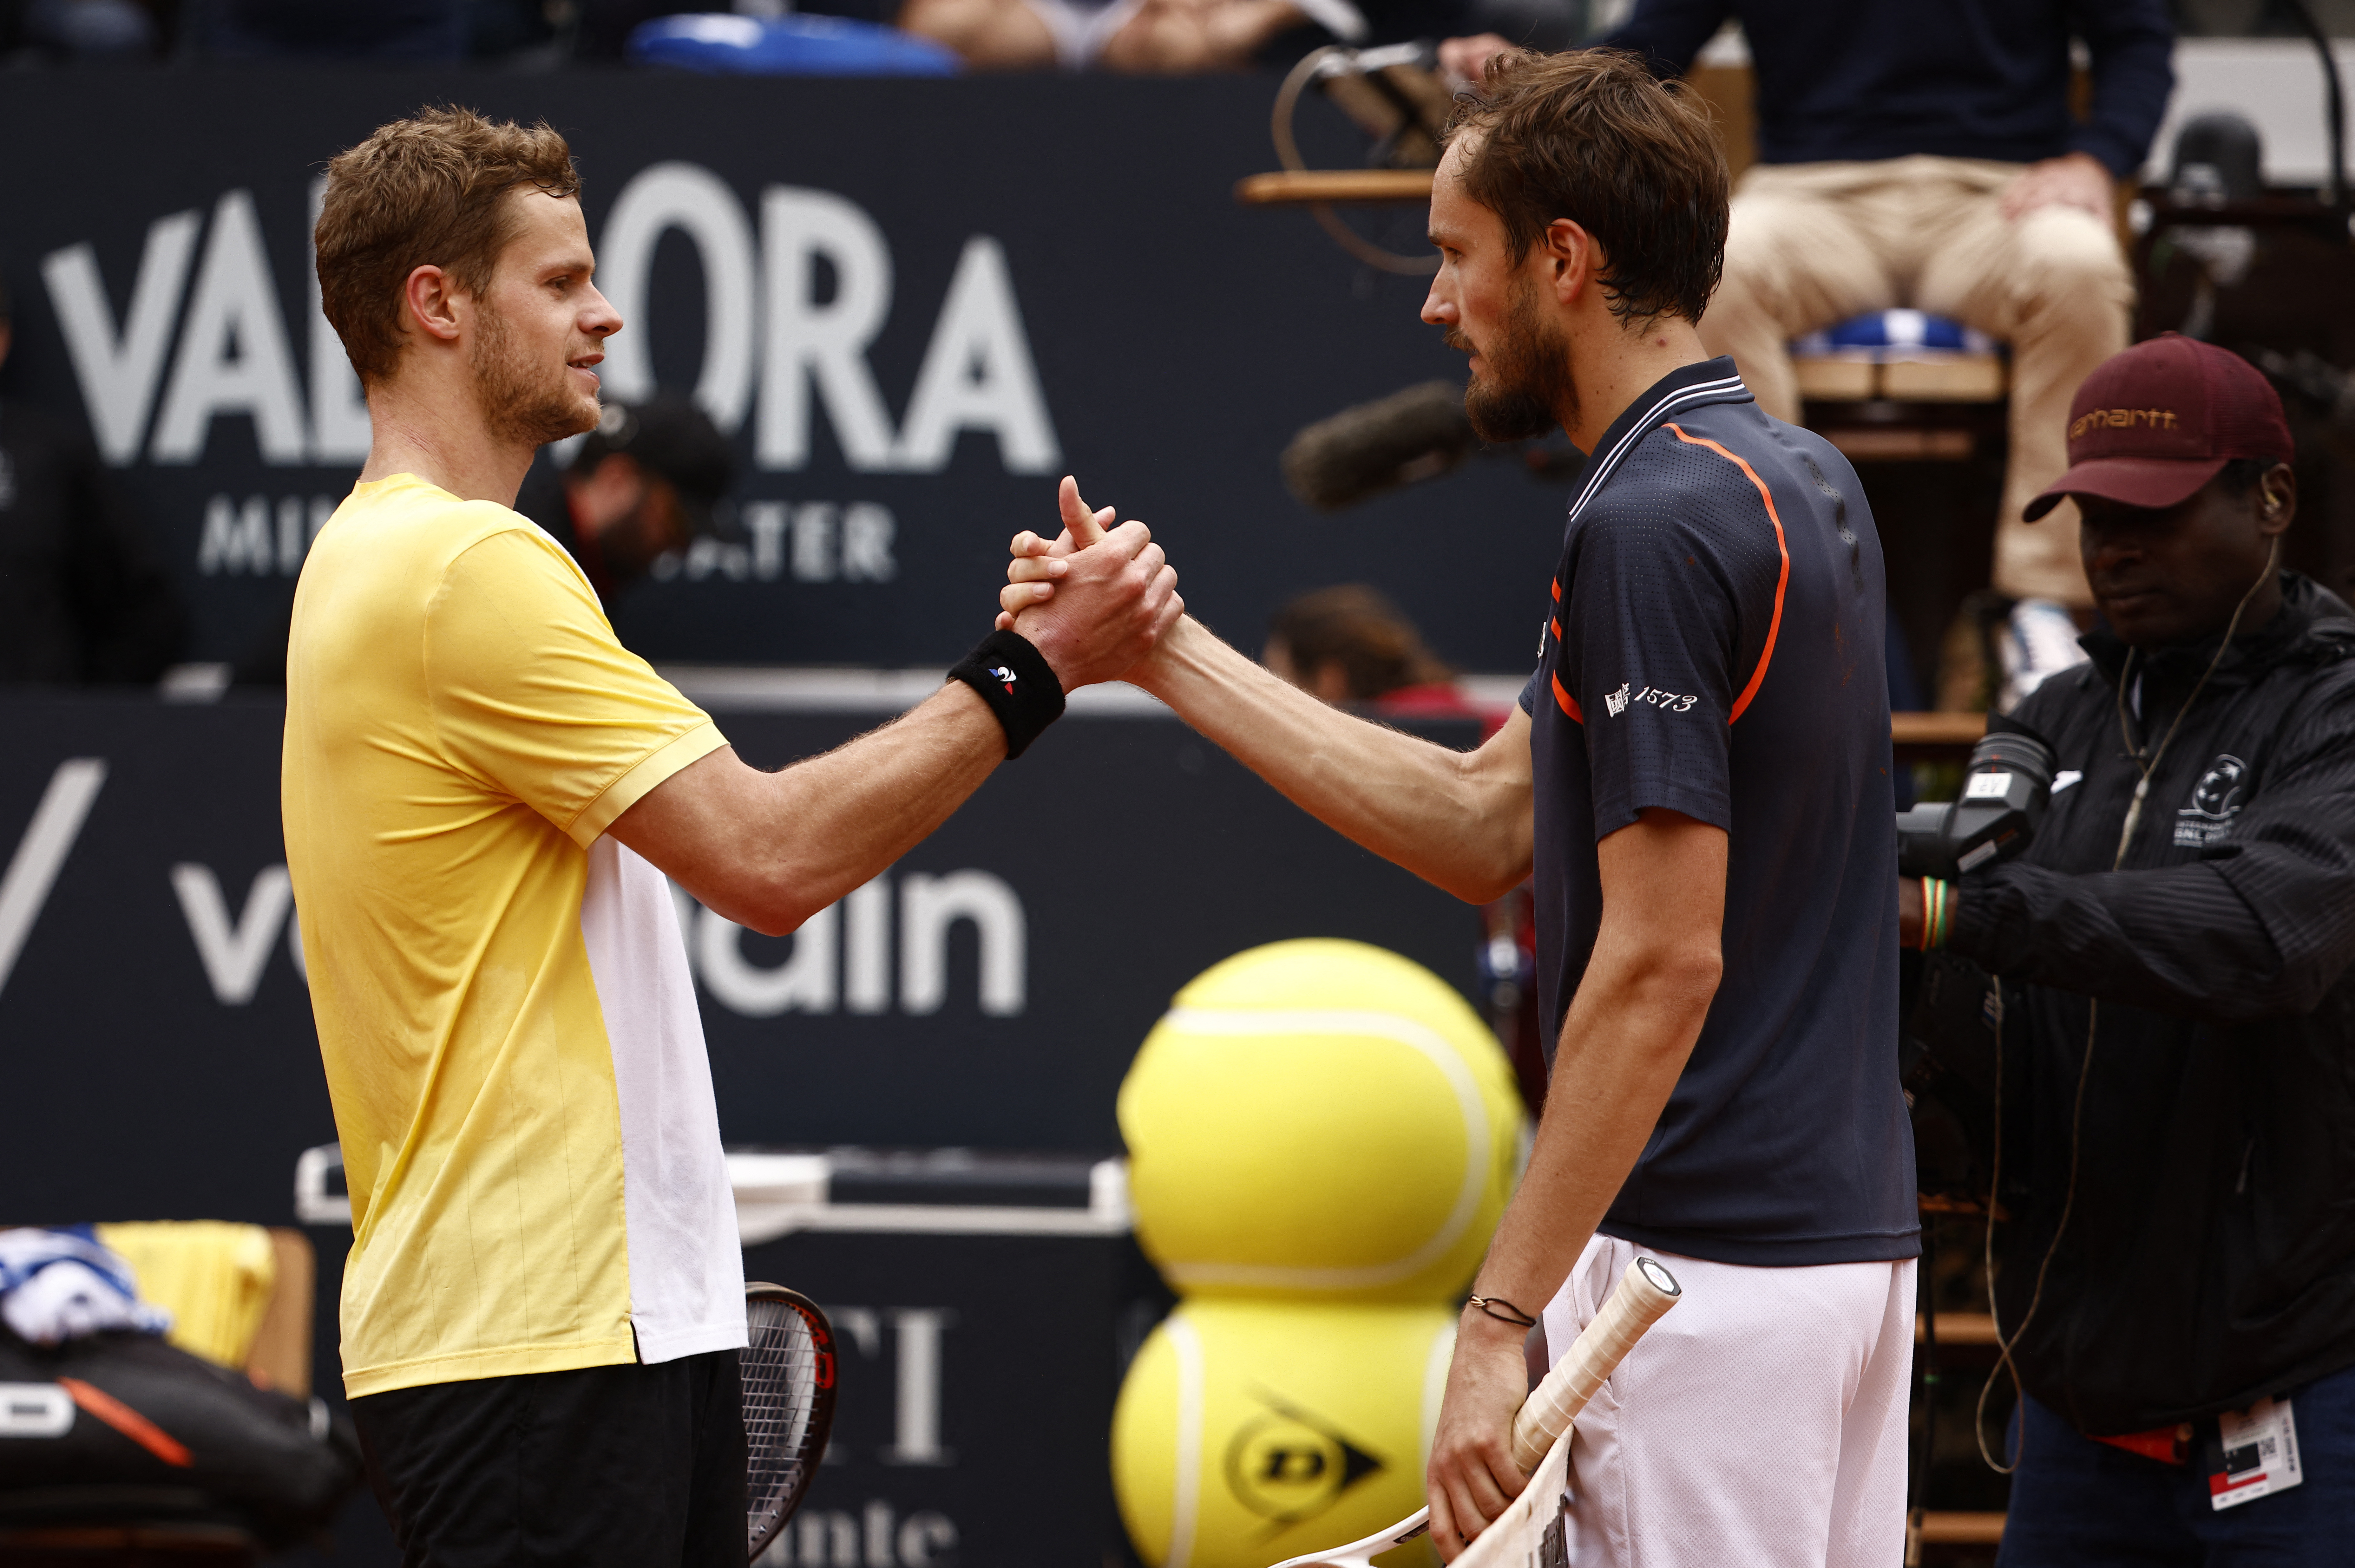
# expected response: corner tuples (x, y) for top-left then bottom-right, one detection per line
(1607, 0), (2175, 179)
(1951, 573), (2355, 1434)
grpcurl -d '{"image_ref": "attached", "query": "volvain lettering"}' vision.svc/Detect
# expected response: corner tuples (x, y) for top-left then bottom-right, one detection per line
(170, 862), (294, 1005)
(697, 900), (838, 1016)
(899, 871), (1024, 1016)
(675, 872), (1021, 1017)
(0, 759), (108, 1000)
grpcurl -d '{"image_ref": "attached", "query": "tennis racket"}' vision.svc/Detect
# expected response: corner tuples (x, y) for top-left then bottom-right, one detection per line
(744, 1283), (838, 1564)
(1265, 1256), (1683, 1568)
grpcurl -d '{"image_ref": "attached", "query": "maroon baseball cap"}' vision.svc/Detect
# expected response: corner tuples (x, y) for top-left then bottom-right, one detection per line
(2024, 334), (2293, 520)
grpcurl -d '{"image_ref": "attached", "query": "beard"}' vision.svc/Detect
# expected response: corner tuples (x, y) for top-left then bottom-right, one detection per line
(1452, 279), (1577, 443)
(472, 303), (599, 450)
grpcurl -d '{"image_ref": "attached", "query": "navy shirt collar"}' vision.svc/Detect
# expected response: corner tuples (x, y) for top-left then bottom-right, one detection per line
(1565, 355), (1752, 504)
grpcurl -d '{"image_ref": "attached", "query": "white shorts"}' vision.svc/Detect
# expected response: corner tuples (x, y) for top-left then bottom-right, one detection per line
(1541, 1233), (1916, 1568)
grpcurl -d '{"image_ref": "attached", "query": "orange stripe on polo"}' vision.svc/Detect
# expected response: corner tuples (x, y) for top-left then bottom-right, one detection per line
(1664, 422), (1790, 723)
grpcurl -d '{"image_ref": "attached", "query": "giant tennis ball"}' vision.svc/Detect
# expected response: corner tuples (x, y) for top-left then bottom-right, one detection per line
(1120, 939), (1524, 1304)
(1112, 1298), (1453, 1568)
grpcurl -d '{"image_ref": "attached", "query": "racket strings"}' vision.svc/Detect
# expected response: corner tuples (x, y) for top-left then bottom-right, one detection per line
(744, 1303), (824, 1540)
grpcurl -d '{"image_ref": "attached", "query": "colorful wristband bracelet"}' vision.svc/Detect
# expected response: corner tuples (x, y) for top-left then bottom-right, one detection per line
(1921, 877), (1954, 951)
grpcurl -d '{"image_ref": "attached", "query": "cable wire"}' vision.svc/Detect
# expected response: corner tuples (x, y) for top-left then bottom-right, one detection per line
(1271, 48), (1443, 277)
(1973, 541), (2280, 1473)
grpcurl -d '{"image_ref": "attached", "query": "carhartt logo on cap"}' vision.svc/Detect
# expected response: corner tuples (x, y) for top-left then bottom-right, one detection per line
(2025, 334), (2294, 521)
(2070, 407), (2181, 441)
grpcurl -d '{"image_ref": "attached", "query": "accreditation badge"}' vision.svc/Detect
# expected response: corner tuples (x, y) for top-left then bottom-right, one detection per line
(2205, 1396), (2302, 1511)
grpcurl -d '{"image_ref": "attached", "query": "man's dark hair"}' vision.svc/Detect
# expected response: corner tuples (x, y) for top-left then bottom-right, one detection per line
(1443, 49), (1729, 329)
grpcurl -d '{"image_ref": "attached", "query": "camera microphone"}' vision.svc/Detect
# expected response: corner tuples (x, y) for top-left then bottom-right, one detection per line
(1896, 731), (2057, 880)
(1281, 380), (1481, 512)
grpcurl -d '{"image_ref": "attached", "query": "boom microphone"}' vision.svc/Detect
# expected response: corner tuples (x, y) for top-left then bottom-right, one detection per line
(1282, 380), (1479, 511)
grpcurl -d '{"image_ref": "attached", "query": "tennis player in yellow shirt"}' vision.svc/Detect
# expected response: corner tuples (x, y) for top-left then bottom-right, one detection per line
(285, 106), (1179, 1566)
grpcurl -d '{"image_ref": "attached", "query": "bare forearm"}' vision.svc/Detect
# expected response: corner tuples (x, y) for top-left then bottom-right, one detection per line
(618, 683), (1004, 932)
(1136, 617), (1532, 901)
(1467, 927), (1719, 1316)
(1424, 811), (1722, 1555)
(756, 683), (1007, 916)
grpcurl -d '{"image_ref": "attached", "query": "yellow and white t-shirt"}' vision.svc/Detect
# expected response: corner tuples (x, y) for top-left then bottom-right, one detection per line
(282, 472), (745, 1398)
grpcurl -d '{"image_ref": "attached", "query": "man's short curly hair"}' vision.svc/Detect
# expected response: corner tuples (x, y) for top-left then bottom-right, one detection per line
(316, 105), (581, 385)
(1443, 49), (1729, 330)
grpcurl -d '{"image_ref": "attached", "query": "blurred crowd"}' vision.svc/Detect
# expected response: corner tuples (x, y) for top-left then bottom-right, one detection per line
(0, 0), (2339, 72)
(0, 0), (1564, 69)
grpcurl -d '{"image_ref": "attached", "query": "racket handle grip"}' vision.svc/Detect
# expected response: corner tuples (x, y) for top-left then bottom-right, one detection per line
(1509, 1257), (1681, 1472)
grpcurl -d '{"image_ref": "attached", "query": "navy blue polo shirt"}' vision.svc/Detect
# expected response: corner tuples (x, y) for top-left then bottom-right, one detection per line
(1521, 357), (1918, 1267)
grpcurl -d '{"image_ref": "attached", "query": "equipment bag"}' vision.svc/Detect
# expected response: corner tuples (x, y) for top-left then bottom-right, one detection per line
(0, 1324), (360, 1546)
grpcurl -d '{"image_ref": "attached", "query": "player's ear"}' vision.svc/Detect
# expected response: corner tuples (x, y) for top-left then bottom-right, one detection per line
(1542, 219), (1591, 305)
(404, 264), (464, 345)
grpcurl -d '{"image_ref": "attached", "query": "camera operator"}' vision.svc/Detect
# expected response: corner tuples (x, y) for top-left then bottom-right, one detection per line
(515, 391), (733, 615)
(1906, 334), (2355, 1558)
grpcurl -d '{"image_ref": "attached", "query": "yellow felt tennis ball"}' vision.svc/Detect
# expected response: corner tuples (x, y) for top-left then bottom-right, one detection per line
(1112, 1299), (1452, 1568)
(1120, 938), (1524, 1304)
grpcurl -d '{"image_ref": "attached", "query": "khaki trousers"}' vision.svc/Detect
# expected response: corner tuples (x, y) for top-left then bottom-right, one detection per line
(1699, 155), (2135, 605)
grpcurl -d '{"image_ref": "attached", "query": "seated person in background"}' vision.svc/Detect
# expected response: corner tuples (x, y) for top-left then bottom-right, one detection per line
(1914, 336), (2355, 1561)
(1263, 582), (1467, 714)
(0, 276), (186, 686)
(517, 391), (733, 613)
(900, 0), (1343, 72)
(1446, 0), (2173, 619)
(902, 0), (1548, 74)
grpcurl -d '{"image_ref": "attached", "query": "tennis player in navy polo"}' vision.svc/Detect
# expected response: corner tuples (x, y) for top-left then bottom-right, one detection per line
(1001, 49), (1916, 1568)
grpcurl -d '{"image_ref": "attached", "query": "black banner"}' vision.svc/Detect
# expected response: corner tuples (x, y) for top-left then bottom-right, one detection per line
(736, 1223), (1164, 1568)
(0, 691), (1481, 1226)
(0, 71), (1569, 675)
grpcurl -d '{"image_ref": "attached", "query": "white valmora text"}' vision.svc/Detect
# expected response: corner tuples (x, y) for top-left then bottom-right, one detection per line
(42, 171), (1058, 578)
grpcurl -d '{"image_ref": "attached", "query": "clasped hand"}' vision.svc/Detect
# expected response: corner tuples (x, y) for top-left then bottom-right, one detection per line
(999, 475), (1183, 690)
(997, 477), (1181, 689)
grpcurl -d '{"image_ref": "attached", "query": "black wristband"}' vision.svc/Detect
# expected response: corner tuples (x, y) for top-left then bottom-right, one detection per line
(1465, 1294), (1539, 1329)
(947, 629), (1066, 759)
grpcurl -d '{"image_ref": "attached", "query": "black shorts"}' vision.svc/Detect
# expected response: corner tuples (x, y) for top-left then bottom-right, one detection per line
(351, 1349), (745, 1568)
